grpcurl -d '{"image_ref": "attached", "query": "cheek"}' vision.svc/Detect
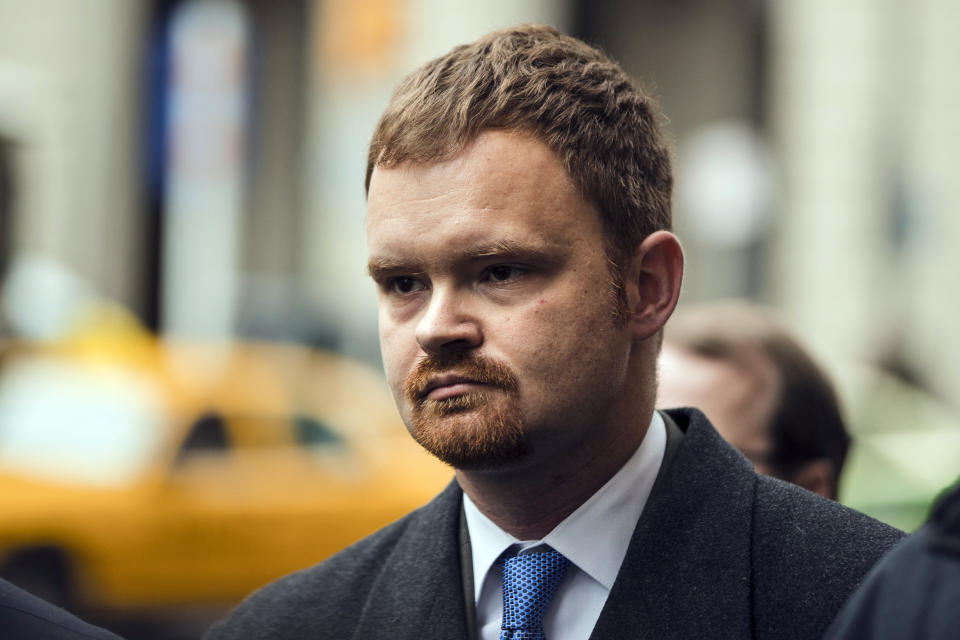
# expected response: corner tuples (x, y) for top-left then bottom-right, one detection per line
(380, 346), (416, 424)
(515, 294), (621, 371)
(378, 320), (413, 390)
(558, 300), (629, 380)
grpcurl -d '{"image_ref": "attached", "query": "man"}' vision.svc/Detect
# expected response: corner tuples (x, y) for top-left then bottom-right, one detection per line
(657, 301), (850, 499)
(207, 25), (902, 640)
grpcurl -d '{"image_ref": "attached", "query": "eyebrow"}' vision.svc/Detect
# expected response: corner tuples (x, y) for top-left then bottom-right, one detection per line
(367, 239), (567, 280)
(464, 239), (566, 265)
(367, 257), (424, 281)
(464, 240), (534, 260)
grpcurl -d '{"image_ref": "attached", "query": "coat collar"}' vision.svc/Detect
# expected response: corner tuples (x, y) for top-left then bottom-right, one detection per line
(350, 408), (757, 640)
(350, 480), (470, 640)
(589, 408), (757, 639)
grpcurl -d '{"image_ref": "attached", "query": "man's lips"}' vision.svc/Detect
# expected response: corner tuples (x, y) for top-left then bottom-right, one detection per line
(420, 374), (486, 401)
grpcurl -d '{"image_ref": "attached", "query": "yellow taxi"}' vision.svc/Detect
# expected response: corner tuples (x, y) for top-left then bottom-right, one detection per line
(0, 328), (452, 616)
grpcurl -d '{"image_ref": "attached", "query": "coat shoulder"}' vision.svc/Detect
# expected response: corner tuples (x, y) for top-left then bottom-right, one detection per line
(822, 481), (960, 640)
(751, 475), (905, 639)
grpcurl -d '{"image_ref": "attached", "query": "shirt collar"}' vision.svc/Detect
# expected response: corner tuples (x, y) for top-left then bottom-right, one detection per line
(463, 411), (667, 600)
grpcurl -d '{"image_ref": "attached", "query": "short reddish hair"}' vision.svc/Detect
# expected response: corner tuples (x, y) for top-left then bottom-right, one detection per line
(366, 25), (673, 263)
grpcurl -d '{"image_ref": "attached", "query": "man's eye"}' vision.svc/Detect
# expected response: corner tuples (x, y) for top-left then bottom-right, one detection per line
(486, 265), (525, 283)
(389, 277), (425, 294)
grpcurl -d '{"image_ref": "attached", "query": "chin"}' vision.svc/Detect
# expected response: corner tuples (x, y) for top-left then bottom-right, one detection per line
(409, 400), (532, 470)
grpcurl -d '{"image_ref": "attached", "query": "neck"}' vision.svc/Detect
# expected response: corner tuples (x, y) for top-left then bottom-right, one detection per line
(456, 408), (653, 540)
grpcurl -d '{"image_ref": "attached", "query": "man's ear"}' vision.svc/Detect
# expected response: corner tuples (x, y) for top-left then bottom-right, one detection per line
(626, 231), (684, 341)
(789, 459), (837, 499)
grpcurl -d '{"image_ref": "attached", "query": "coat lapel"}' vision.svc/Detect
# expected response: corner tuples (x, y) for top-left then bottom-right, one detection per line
(351, 481), (472, 640)
(349, 409), (756, 640)
(590, 409), (756, 640)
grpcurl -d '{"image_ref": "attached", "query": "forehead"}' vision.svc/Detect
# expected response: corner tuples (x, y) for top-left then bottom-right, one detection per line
(365, 130), (602, 262)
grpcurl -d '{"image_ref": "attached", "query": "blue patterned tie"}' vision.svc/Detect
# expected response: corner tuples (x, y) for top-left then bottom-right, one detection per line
(499, 549), (571, 640)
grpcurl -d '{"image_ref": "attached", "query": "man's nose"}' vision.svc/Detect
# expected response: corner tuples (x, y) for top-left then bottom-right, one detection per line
(415, 287), (482, 355)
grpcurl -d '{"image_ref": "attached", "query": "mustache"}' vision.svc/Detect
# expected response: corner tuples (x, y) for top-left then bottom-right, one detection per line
(403, 352), (520, 403)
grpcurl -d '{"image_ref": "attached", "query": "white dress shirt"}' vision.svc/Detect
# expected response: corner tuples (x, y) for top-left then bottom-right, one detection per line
(463, 412), (667, 640)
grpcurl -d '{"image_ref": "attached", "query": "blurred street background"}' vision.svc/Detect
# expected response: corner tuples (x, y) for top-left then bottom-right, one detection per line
(0, 0), (958, 637)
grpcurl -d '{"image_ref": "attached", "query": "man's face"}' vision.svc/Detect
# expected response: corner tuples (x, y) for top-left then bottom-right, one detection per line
(657, 344), (779, 474)
(366, 130), (636, 471)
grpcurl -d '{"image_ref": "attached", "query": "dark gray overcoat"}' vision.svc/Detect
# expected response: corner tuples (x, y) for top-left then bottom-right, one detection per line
(206, 408), (903, 640)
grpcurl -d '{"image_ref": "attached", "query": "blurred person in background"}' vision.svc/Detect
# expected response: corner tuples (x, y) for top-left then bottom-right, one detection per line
(657, 301), (850, 499)
(0, 139), (123, 640)
(823, 478), (960, 639)
(207, 25), (901, 640)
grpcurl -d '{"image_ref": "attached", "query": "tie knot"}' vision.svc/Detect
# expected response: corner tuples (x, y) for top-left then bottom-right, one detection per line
(500, 549), (570, 640)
